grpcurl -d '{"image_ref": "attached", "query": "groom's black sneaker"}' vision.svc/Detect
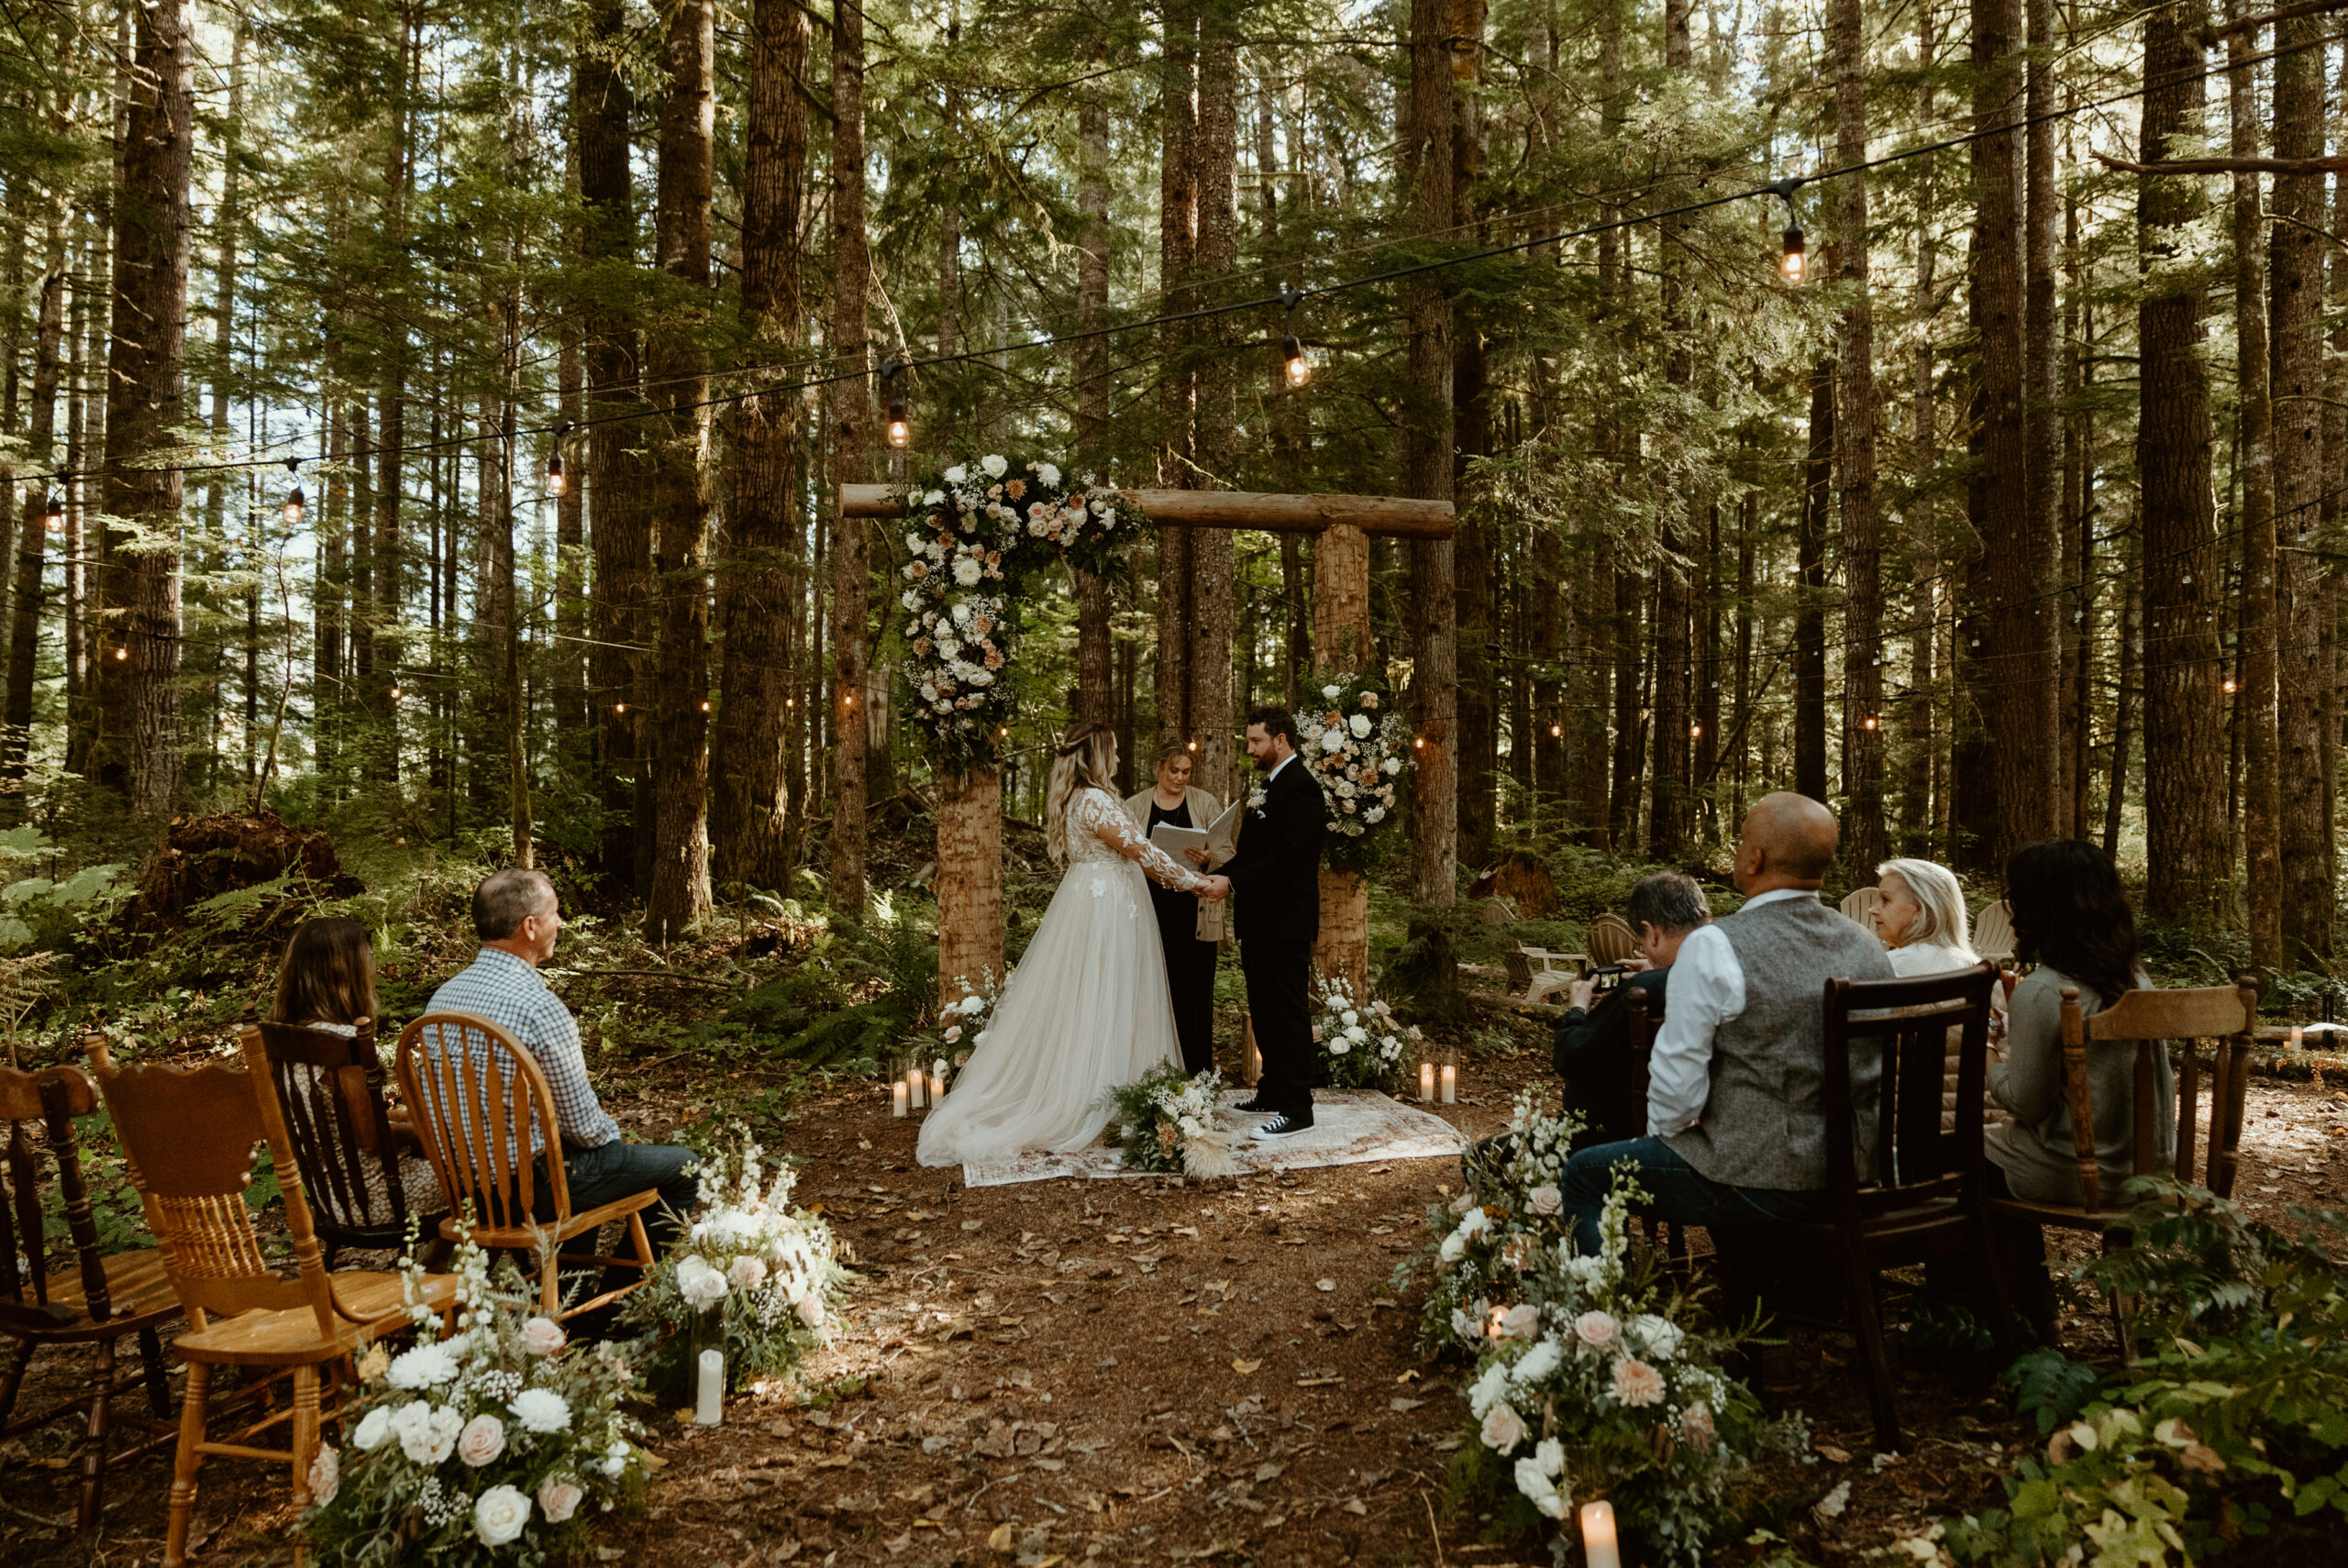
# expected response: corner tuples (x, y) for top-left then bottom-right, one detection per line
(1252, 1111), (1314, 1141)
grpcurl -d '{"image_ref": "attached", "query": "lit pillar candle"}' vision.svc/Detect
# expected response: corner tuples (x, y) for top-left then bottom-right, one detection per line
(2291, 1024), (2304, 1050)
(1440, 1062), (1457, 1105)
(1579, 1500), (1621, 1568)
(929, 1071), (947, 1102)
(1419, 1061), (1436, 1102)
(906, 1066), (926, 1110)
(892, 1080), (909, 1118)
(695, 1348), (725, 1426)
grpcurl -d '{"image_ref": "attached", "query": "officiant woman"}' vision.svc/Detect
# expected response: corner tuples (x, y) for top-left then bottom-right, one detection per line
(1126, 743), (1226, 1074)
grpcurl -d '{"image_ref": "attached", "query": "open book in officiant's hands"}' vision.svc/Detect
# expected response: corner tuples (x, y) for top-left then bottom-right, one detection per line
(1151, 798), (1246, 870)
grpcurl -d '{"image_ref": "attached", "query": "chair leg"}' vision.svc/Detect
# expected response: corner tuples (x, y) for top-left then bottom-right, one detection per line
(139, 1324), (172, 1418)
(627, 1209), (656, 1277)
(75, 1335), (117, 1532)
(1843, 1248), (1904, 1455)
(163, 1360), (211, 1568)
(2101, 1230), (2136, 1365)
(1970, 1204), (2025, 1356)
(291, 1364), (321, 1568)
(0, 1337), (33, 1429)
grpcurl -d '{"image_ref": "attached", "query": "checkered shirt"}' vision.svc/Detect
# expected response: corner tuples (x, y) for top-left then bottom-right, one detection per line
(425, 947), (621, 1157)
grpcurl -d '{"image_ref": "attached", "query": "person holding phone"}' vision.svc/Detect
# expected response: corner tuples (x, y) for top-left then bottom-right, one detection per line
(1552, 873), (1711, 1151)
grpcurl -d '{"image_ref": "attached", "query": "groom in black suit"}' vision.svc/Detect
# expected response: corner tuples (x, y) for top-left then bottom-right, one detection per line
(1199, 706), (1328, 1139)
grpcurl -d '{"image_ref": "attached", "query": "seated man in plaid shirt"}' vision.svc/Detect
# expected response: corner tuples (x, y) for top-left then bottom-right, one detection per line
(428, 868), (699, 1303)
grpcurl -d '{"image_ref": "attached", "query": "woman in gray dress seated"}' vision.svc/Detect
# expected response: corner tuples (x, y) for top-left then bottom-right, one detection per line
(1986, 840), (2163, 1330)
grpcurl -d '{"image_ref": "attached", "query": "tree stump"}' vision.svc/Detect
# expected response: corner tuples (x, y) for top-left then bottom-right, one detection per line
(936, 767), (1003, 1003)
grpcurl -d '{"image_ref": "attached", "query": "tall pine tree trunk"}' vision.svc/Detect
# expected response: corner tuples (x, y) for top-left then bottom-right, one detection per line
(1190, 6), (1239, 805)
(94, 0), (192, 811)
(1905, 0), (1940, 855)
(1796, 358), (1832, 803)
(2230, 8), (2281, 967)
(1453, 0), (1495, 869)
(647, 0), (715, 940)
(1833, 0), (1884, 870)
(715, 0), (810, 893)
(2272, 14), (2332, 959)
(1155, 0), (1198, 755)
(1650, 0), (1693, 861)
(2138, 0), (2225, 918)
(827, 0), (872, 918)
(1073, 60), (1113, 725)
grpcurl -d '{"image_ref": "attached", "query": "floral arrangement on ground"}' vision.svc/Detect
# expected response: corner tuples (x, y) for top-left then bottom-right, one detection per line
(1103, 1061), (1238, 1178)
(1402, 1091), (1803, 1563)
(896, 455), (1135, 768)
(1289, 671), (1408, 871)
(913, 967), (1007, 1078)
(1311, 972), (1420, 1091)
(616, 1129), (844, 1397)
(305, 1232), (647, 1566)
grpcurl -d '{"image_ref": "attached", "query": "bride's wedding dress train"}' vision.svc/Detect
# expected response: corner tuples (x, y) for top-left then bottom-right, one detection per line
(917, 787), (1207, 1165)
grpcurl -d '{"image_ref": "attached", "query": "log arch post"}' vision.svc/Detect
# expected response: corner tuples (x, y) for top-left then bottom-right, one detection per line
(838, 485), (1450, 1009)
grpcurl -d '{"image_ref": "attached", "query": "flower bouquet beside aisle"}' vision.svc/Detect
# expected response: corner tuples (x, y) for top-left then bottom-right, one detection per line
(1395, 1088), (1580, 1356)
(1103, 1063), (1238, 1178)
(305, 1233), (647, 1566)
(914, 968), (1007, 1080)
(616, 1130), (845, 1397)
(1311, 974), (1421, 1091)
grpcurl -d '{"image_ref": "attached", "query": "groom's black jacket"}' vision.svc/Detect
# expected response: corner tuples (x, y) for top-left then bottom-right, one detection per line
(1219, 755), (1327, 943)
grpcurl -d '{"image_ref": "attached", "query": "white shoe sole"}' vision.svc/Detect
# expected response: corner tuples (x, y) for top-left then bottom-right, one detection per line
(1252, 1122), (1313, 1141)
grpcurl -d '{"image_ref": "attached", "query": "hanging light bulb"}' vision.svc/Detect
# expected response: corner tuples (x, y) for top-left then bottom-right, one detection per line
(1780, 223), (1807, 284)
(700, 699), (711, 712)
(282, 456), (305, 527)
(1689, 722), (1703, 739)
(1862, 712), (1879, 732)
(112, 632), (128, 663)
(1548, 723), (1562, 738)
(881, 359), (912, 449)
(614, 701), (627, 715)
(2223, 677), (2239, 694)
(389, 683), (404, 701)
(548, 422), (570, 496)
(41, 491), (63, 534)
(1281, 331), (1312, 389)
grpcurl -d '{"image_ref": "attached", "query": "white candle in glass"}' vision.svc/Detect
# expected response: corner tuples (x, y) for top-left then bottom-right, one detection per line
(1419, 1062), (1436, 1102)
(2291, 1024), (2304, 1049)
(906, 1066), (926, 1110)
(695, 1348), (725, 1426)
(929, 1071), (946, 1102)
(892, 1081), (909, 1118)
(1440, 1063), (1457, 1104)
(1578, 1500), (1621, 1568)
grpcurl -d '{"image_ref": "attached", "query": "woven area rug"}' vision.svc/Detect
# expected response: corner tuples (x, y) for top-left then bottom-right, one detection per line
(957, 1088), (1469, 1187)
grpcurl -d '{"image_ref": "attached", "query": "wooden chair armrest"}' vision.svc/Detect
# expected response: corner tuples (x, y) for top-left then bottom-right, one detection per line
(555, 1190), (667, 1239)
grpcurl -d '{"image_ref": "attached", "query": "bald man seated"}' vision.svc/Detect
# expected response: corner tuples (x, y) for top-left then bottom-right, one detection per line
(1556, 791), (1894, 1257)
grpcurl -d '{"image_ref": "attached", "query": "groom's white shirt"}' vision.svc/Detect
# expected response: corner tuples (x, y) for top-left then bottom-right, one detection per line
(1264, 752), (1298, 789)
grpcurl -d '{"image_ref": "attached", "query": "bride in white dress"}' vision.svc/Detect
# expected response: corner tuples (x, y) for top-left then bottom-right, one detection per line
(918, 723), (1222, 1166)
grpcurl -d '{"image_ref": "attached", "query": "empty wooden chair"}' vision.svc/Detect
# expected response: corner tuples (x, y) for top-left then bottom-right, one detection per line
(0, 1064), (178, 1532)
(86, 1036), (458, 1568)
(1989, 978), (2258, 1349)
(1585, 913), (1638, 966)
(1838, 886), (1884, 933)
(1973, 900), (2017, 963)
(396, 1013), (659, 1319)
(1780, 964), (2019, 1452)
(1502, 944), (1578, 1006)
(247, 1020), (449, 1266)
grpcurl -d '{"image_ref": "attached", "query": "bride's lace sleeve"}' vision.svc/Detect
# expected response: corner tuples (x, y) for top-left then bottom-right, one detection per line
(1079, 790), (1209, 892)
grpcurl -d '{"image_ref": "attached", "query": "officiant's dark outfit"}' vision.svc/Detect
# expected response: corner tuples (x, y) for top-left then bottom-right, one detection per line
(1217, 754), (1329, 1123)
(1124, 783), (1226, 1075)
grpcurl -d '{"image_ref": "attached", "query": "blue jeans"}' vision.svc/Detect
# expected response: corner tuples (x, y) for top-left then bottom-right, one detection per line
(533, 1140), (701, 1299)
(1558, 1136), (1828, 1255)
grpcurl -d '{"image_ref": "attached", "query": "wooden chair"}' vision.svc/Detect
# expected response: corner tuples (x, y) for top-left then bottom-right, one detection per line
(247, 1020), (449, 1267)
(1779, 964), (2018, 1452)
(1585, 913), (1638, 966)
(395, 1013), (659, 1319)
(86, 1036), (458, 1568)
(1838, 886), (1884, 933)
(1973, 900), (2017, 963)
(1613, 989), (1689, 1262)
(0, 1065), (178, 1531)
(1501, 944), (1578, 1006)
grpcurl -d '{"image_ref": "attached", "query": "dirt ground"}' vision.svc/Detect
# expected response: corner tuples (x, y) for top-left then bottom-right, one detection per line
(6, 1055), (2346, 1568)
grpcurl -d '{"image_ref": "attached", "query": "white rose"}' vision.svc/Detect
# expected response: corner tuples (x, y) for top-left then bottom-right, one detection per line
(1328, 1035), (1351, 1055)
(1322, 684), (1342, 699)
(472, 1483), (533, 1548)
(1364, 807), (1386, 823)
(308, 1442), (340, 1507)
(953, 558), (983, 586)
(796, 1294), (826, 1330)
(457, 1412), (506, 1467)
(1480, 1401), (1527, 1452)
(1382, 756), (1401, 775)
(961, 994), (988, 1015)
(944, 465), (967, 483)
(1320, 729), (1347, 752)
(943, 1023), (962, 1043)
(509, 1387), (571, 1434)
(537, 1476), (584, 1525)
(1630, 1313), (1684, 1362)
(1535, 1437), (1566, 1478)
(675, 1255), (727, 1311)
(1513, 1457), (1567, 1518)
(1349, 713), (1372, 738)
(969, 669), (993, 686)
(1528, 1185), (1563, 1216)
(1036, 462), (1061, 487)
(353, 1407), (393, 1452)
(1467, 1361), (1512, 1418)
(1341, 1009), (1359, 1027)
(731, 1255), (768, 1290)
(981, 454), (1008, 478)
(923, 489), (945, 505)
(905, 532), (924, 553)
(1028, 517), (1047, 536)
(1343, 1024), (1368, 1043)
(1438, 1229), (1468, 1264)
(919, 683), (938, 702)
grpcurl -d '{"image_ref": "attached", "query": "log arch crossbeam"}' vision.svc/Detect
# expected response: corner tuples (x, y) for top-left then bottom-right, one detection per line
(838, 483), (1456, 539)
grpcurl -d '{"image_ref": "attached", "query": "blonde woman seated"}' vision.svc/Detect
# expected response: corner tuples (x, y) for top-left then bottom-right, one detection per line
(1871, 858), (1980, 976)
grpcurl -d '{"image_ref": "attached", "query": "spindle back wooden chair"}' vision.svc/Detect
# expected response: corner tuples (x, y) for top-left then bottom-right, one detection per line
(86, 1036), (457, 1568)
(395, 1013), (657, 1319)
(248, 1019), (447, 1264)
(0, 1064), (177, 1531)
(1584, 913), (1639, 966)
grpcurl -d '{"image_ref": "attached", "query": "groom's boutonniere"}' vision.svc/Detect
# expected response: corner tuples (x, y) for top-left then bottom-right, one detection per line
(1247, 786), (1268, 811)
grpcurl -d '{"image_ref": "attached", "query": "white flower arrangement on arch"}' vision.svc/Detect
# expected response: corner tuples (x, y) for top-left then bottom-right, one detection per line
(1295, 671), (1411, 871)
(304, 1228), (648, 1565)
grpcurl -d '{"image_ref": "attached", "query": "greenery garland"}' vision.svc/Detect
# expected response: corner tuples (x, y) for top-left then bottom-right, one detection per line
(894, 455), (1135, 769)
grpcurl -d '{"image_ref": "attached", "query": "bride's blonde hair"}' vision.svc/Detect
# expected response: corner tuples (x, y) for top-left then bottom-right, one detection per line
(1046, 723), (1120, 864)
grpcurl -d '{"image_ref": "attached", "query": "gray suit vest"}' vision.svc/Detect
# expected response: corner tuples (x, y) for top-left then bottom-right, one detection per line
(1662, 892), (1896, 1190)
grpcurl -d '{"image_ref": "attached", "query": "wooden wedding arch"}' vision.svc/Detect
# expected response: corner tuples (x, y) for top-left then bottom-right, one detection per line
(839, 483), (1456, 1005)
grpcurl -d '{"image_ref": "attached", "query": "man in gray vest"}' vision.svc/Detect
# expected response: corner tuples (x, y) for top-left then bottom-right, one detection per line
(1556, 792), (1894, 1255)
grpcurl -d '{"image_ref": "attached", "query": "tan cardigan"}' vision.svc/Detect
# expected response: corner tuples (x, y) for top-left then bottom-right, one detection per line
(1124, 784), (1230, 943)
